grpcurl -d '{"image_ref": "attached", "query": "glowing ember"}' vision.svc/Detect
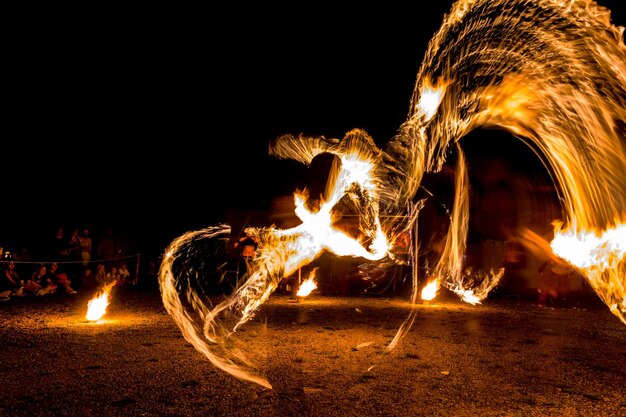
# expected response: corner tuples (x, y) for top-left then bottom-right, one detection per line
(158, 0), (626, 388)
(86, 281), (116, 322)
(296, 268), (318, 297)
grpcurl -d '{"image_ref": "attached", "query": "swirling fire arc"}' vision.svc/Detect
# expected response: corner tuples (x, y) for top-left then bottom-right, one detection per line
(159, 0), (625, 388)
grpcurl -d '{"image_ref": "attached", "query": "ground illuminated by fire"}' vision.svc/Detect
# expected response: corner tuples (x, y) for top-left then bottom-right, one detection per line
(158, 0), (625, 388)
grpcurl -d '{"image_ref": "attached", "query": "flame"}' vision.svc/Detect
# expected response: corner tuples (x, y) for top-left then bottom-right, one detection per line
(159, 0), (626, 388)
(421, 279), (439, 301)
(551, 219), (626, 317)
(416, 76), (448, 122)
(551, 220), (626, 270)
(86, 281), (116, 322)
(296, 268), (318, 297)
(387, 0), (626, 322)
(158, 132), (392, 389)
(453, 289), (481, 305)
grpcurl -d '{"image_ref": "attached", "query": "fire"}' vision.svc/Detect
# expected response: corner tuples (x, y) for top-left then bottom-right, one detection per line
(86, 281), (116, 322)
(159, 131), (391, 388)
(421, 280), (439, 301)
(158, 0), (626, 388)
(551, 220), (626, 271)
(296, 268), (318, 297)
(415, 76), (448, 122)
(551, 219), (626, 320)
(453, 289), (481, 306)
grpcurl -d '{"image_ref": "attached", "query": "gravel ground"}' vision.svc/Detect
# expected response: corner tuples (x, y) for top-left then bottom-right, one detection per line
(1, 287), (625, 417)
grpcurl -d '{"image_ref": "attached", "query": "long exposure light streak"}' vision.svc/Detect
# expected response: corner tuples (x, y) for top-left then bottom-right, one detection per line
(159, 0), (625, 388)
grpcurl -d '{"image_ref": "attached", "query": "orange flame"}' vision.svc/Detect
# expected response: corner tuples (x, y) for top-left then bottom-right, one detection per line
(421, 279), (439, 301)
(296, 268), (318, 297)
(551, 219), (626, 323)
(551, 220), (626, 271)
(158, 0), (626, 389)
(86, 281), (116, 322)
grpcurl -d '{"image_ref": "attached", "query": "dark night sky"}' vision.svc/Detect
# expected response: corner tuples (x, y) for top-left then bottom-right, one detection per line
(3, 1), (624, 255)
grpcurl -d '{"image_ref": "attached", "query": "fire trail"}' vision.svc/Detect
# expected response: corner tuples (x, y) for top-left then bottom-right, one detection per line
(159, 0), (626, 388)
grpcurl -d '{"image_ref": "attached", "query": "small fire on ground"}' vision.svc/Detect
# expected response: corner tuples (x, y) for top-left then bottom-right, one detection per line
(86, 281), (117, 322)
(296, 268), (318, 297)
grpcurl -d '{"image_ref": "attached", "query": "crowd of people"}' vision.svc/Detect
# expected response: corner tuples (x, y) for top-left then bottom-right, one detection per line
(0, 226), (145, 302)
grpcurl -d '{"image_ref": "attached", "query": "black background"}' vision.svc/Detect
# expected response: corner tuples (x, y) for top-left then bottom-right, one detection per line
(3, 1), (624, 256)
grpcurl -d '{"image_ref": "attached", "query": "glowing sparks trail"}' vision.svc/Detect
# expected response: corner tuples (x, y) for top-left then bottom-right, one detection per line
(551, 219), (626, 315)
(383, 0), (626, 320)
(159, 0), (626, 388)
(159, 132), (390, 388)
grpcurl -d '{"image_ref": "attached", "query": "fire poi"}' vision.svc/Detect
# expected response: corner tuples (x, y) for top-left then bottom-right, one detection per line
(159, 0), (626, 388)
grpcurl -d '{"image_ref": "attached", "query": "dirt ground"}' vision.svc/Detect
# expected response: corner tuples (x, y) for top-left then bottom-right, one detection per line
(1, 286), (625, 417)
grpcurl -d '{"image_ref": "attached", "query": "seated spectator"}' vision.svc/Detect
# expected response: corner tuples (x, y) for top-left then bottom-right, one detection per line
(0, 261), (24, 301)
(118, 262), (131, 285)
(106, 266), (121, 284)
(94, 263), (108, 286)
(78, 267), (94, 291)
(24, 264), (57, 296)
(48, 262), (77, 294)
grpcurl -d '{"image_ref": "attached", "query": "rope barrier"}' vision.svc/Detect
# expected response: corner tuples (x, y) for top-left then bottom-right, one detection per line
(0, 253), (141, 266)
